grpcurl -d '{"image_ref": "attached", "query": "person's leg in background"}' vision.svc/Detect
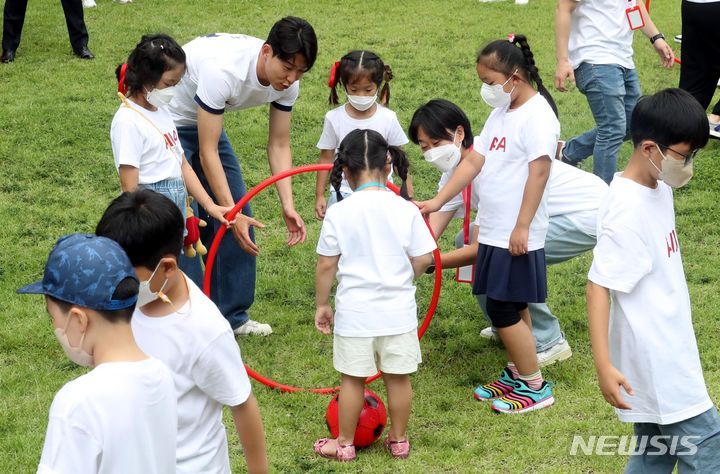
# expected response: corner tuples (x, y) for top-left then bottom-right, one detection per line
(679, 0), (720, 137)
(563, 63), (629, 184)
(60, 0), (92, 58)
(559, 62), (597, 166)
(175, 126), (209, 290)
(2, 0), (28, 62)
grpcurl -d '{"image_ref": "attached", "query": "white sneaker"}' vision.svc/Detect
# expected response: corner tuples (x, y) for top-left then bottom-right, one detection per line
(537, 339), (572, 367)
(116, 0), (132, 4)
(233, 320), (273, 336)
(674, 35), (682, 44)
(82, 0), (96, 7)
(480, 326), (499, 341)
(515, 0), (529, 4)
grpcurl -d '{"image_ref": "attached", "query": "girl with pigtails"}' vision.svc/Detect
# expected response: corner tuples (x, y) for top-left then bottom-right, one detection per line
(314, 129), (436, 461)
(314, 50), (411, 219)
(419, 34), (560, 413)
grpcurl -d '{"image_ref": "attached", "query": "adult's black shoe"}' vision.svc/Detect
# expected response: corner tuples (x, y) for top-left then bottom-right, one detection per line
(73, 46), (94, 59)
(1, 49), (15, 63)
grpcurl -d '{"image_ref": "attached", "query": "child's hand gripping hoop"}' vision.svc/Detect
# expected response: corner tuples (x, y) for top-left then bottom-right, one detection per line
(203, 164), (443, 394)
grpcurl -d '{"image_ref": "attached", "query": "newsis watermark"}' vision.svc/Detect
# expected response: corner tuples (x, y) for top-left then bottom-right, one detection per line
(569, 435), (701, 456)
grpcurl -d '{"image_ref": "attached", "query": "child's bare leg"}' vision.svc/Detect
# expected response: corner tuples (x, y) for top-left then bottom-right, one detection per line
(383, 373), (412, 441)
(321, 374), (365, 455)
(498, 308), (538, 375)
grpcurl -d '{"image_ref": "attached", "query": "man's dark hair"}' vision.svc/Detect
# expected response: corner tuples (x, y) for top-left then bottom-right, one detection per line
(96, 189), (184, 270)
(266, 16), (318, 71)
(631, 88), (709, 160)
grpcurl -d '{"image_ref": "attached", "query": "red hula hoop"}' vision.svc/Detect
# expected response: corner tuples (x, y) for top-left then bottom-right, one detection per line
(203, 164), (443, 394)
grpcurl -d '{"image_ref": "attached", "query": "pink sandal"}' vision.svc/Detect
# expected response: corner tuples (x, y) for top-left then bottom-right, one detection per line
(314, 438), (356, 462)
(384, 437), (411, 459)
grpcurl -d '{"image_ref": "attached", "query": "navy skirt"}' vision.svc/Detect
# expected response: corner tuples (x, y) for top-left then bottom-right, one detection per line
(472, 244), (547, 303)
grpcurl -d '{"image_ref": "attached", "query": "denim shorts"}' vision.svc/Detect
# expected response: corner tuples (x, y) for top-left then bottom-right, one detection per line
(140, 178), (188, 234)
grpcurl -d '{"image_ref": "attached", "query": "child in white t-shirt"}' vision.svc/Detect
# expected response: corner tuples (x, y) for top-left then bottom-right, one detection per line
(111, 34), (231, 228)
(419, 34), (559, 414)
(587, 89), (720, 471)
(96, 189), (267, 474)
(314, 129), (436, 461)
(17, 234), (177, 474)
(314, 50), (409, 219)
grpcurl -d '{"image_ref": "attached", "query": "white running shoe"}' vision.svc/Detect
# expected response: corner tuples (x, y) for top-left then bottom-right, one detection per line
(480, 326), (499, 341)
(233, 320), (273, 336)
(537, 339), (572, 367)
(82, 0), (96, 7)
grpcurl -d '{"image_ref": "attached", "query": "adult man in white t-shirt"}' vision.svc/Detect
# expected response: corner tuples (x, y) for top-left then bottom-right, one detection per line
(554, 0), (674, 183)
(170, 17), (318, 336)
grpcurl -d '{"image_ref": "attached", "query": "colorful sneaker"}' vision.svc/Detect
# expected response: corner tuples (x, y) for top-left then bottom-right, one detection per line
(491, 379), (555, 414)
(384, 437), (410, 459)
(473, 367), (516, 401)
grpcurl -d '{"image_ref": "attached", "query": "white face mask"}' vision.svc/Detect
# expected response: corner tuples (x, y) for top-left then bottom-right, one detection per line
(649, 144), (694, 188)
(423, 131), (462, 173)
(347, 94), (377, 112)
(137, 262), (171, 307)
(54, 315), (94, 367)
(146, 86), (175, 107)
(480, 70), (517, 109)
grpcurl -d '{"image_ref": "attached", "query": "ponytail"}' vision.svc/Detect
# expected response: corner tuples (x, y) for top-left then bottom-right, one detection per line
(379, 65), (393, 106)
(512, 35), (558, 117)
(327, 61), (342, 105)
(477, 34), (558, 118)
(330, 154), (345, 201)
(388, 145), (410, 200)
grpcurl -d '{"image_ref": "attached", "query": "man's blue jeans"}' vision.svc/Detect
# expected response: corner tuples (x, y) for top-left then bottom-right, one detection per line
(176, 126), (254, 330)
(458, 214), (596, 352)
(563, 62), (641, 184)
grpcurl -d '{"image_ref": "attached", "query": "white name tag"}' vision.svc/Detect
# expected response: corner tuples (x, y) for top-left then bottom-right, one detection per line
(626, 5), (645, 30)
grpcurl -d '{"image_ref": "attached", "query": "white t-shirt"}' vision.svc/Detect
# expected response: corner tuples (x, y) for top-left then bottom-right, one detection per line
(132, 274), (252, 474)
(569, 0), (635, 69)
(316, 104), (409, 195)
(317, 191), (437, 337)
(588, 175), (713, 424)
(171, 34), (299, 127)
(441, 159), (607, 237)
(38, 358), (177, 474)
(474, 93), (559, 251)
(110, 100), (184, 185)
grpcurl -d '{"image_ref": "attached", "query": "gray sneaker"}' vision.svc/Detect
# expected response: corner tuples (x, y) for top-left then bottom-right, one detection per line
(233, 320), (273, 336)
(537, 339), (572, 367)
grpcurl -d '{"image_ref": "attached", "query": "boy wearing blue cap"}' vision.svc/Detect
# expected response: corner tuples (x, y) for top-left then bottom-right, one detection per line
(17, 233), (177, 474)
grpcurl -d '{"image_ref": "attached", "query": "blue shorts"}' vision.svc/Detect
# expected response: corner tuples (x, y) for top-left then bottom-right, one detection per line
(140, 178), (188, 235)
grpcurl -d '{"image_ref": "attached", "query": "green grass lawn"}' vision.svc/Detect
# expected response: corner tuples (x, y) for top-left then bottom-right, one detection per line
(1, 0), (718, 472)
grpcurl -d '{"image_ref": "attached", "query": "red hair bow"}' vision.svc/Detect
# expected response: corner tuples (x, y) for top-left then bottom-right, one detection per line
(118, 63), (128, 94)
(507, 33), (516, 44)
(327, 61), (341, 88)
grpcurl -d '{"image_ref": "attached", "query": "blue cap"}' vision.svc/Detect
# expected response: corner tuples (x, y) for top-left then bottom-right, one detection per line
(17, 233), (138, 311)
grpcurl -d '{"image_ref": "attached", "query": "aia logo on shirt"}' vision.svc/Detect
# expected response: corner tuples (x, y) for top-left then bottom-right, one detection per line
(489, 136), (507, 152)
(666, 229), (679, 257)
(163, 130), (179, 149)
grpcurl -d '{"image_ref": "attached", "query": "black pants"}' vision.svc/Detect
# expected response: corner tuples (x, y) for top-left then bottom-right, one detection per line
(679, 0), (720, 115)
(2, 0), (88, 52)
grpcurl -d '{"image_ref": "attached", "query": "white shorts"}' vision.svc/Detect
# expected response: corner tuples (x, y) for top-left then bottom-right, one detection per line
(333, 330), (422, 377)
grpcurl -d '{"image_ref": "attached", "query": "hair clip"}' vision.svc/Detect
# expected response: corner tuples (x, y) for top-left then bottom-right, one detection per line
(159, 44), (164, 50)
(327, 61), (341, 88)
(507, 33), (516, 44)
(118, 63), (128, 94)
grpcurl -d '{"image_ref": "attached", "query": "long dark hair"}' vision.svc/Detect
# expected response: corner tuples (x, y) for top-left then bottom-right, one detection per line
(477, 34), (558, 117)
